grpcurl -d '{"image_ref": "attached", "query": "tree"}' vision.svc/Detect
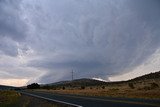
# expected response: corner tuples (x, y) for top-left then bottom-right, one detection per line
(62, 86), (65, 90)
(102, 86), (105, 89)
(27, 83), (40, 89)
(150, 83), (159, 89)
(128, 83), (134, 89)
(81, 86), (85, 89)
(42, 85), (50, 90)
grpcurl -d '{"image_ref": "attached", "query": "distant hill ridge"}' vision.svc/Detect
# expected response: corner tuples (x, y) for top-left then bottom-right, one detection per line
(129, 71), (160, 82)
(47, 78), (106, 87)
(0, 85), (15, 90)
(45, 71), (160, 87)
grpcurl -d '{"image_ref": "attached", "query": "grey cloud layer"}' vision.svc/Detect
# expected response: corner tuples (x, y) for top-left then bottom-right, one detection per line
(0, 0), (28, 56)
(0, 0), (160, 84)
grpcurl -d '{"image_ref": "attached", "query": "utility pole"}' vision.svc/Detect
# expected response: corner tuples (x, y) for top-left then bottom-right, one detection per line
(72, 69), (73, 81)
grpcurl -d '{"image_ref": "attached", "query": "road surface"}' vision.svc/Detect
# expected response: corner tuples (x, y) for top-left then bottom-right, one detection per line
(19, 90), (160, 107)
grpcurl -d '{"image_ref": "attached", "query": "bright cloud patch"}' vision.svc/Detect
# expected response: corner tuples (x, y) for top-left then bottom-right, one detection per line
(0, 79), (29, 87)
(109, 49), (160, 81)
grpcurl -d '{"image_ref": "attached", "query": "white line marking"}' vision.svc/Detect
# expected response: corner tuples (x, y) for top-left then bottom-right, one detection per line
(19, 91), (82, 107)
(36, 91), (160, 107)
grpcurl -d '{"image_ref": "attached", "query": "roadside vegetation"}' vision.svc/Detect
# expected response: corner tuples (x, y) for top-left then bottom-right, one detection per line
(31, 71), (160, 99)
(37, 81), (160, 99)
(0, 90), (59, 107)
(17, 95), (59, 107)
(0, 90), (20, 107)
(27, 83), (40, 89)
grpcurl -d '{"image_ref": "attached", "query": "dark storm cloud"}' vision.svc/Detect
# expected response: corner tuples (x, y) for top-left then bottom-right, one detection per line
(23, 0), (160, 83)
(28, 59), (104, 70)
(0, 0), (160, 84)
(0, 0), (28, 56)
(0, 37), (18, 56)
(128, 0), (160, 25)
(0, 0), (28, 41)
(128, 0), (160, 44)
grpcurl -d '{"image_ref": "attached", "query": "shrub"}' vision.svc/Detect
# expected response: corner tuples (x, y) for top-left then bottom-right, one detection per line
(143, 86), (151, 90)
(102, 86), (105, 89)
(150, 83), (159, 89)
(81, 86), (85, 89)
(128, 83), (135, 89)
(52, 87), (57, 90)
(109, 88), (119, 92)
(62, 86), (65, 90)
(42, 85), (50, 90)
(27, 83), (40, 89)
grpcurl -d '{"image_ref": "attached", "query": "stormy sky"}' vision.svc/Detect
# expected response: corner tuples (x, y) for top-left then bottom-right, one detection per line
(0, 0), (160, 86)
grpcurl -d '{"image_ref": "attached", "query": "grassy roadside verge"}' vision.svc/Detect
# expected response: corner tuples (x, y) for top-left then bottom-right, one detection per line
(0, 90), (20, 107)
(0, 90), (59, 107)
(35, 88), (160, 100)
(17, 94), (59, 107)
(35, 79), (160, 100)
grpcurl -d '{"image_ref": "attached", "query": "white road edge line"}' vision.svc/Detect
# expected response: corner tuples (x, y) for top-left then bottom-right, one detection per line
(37, 91), (160, 107)
(19, 91), (83, 107)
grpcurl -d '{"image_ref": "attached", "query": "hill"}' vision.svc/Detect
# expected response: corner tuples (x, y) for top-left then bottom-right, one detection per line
(44, 78), (106, 88)
(0, 85), (16, 90)
(38, 71), (160, 99)
(41, 71), (160, 88)
(129, 71), (160, 82)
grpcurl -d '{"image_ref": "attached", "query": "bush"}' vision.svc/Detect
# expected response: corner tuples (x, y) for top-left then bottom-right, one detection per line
(150, 83), (159, 89)
(128, 83), (135, 89)
(81, 86), (85, 89)
(108, 88), (119, 92)
(42, 85), (50, 90)
(52, 87), (57, 90)
(102, 86), (105, 89)
(143, 86), (151, 90)
(62, 86), (65, 90)
(27, 83), (40, 89)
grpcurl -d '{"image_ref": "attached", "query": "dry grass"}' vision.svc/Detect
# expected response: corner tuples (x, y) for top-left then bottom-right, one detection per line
(0, 90), (20, 107)
(0, 90), (59, 107)
(37, 80), (160, 99)
(37, 88), (160, 99)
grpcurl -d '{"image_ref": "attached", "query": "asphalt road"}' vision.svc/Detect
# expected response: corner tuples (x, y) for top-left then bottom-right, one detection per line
(20, 90), (160, 107)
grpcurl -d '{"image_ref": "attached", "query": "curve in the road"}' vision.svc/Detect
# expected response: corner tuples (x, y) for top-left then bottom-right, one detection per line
(19, 91), (160, 107)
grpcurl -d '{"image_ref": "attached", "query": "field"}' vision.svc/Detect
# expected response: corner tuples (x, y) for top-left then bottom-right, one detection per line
(0, 90), (20, 107)
(0, 90), (59, 107)
(37, 78), (160, 99)
(34, 71), (160, 99)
